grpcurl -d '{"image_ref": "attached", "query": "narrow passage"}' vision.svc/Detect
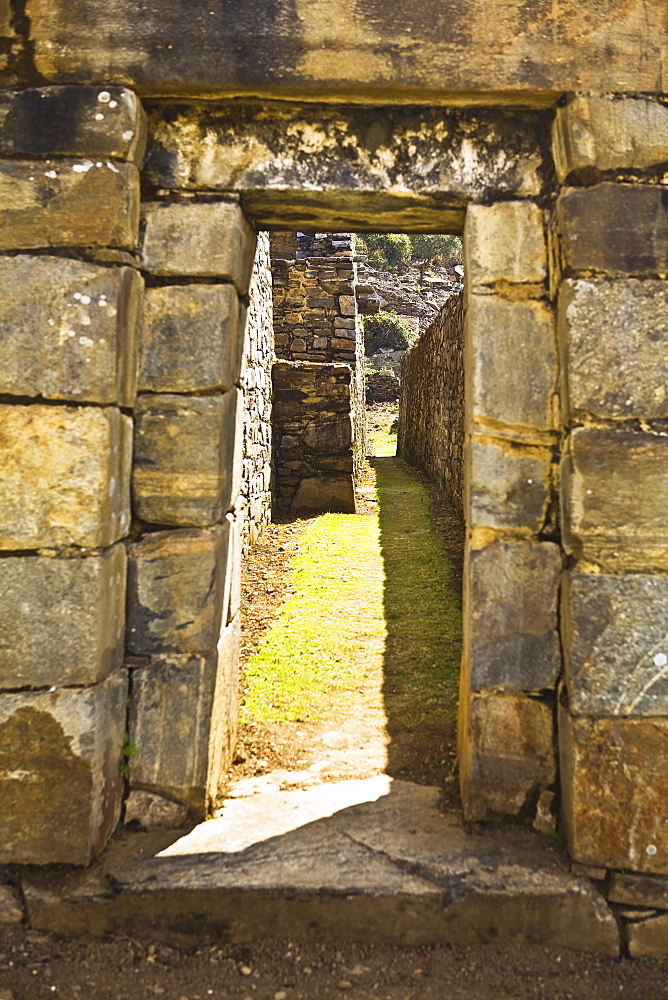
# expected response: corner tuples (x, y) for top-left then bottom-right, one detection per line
(230, 414), (462, 798)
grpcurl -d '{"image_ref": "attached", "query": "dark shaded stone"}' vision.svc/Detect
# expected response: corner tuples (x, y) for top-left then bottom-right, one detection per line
(562, 571), (668, 717)
(557, 184), (668, 276)
(467, 539), (562, 693)
(127, 526), (229, 656)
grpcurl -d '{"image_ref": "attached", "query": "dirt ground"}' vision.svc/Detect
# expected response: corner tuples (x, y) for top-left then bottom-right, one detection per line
(1, 924), (667, 1000)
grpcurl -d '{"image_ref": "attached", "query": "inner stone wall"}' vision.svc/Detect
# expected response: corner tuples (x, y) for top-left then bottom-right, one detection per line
(238, 232), (273, 550)
(397, 292), (464, 511)
(271, 231), (366, 511)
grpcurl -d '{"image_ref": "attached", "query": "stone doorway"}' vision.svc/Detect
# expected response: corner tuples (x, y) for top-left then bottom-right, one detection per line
(1, 87), (667, 913)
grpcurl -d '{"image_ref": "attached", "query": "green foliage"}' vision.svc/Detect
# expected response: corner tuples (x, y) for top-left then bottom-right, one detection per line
(409, 234), (463, 280)
(362, 310), (413, 353)
(120, 732), (139, 779)
(363, 233), (412, 270)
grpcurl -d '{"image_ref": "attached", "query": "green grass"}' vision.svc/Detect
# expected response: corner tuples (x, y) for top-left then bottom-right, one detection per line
(241, 437), (462, 730)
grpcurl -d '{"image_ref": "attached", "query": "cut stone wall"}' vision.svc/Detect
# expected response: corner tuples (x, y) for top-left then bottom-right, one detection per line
(238, 231), (273, 549)
(272, 361), (356, 515)
(398, 292), (464, 511)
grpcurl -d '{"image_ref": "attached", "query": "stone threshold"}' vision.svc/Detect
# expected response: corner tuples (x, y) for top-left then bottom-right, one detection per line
(21, 777), (619, 955)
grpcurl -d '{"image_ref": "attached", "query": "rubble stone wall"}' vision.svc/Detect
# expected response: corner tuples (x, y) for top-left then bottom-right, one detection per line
(272, 361), (356, 515)
(238, 232), (273, 549)
(398, 292), (464, 510)
(271, 231), (365, 509)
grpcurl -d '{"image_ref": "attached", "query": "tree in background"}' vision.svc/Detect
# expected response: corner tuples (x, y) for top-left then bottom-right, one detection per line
(362, 311), (414, 354)
(408, 234), (463, 282)
(360, 233), (463, 279)
(362, 233), (412, 270)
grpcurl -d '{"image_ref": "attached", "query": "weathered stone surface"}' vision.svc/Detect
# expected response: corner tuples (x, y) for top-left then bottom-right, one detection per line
(0, 545), (126, 689)
(0, 160), (139, 251)
(465, 202), (546, 286)
(141, 202), (256, 294)
(562, 571), (668, 717)
(27, 0), (666, 103)
(133, 390), (240, 527)
(140, 283), (242, 393)
(467, 438), (552, 533)
(0, 670), (128, 865)
(124, 789), (189, 830)
(222, 513), (241, 626)
(0, 884), (23, 923)
(0, 85), (147, 163)
(145, 104), (545, 230)
(553, 96), (668, 183)
(608, 872), (668, 910)
(459, 693), (555, 822)
(562, 427), (668, 571)
(560, 708), (668, 874)
(559, 278), (668, 422)
(127, 526), (228, 656)
(128, 652), (219, 815)
(26, 779), (618, 954)
(627, 914), (668, 958)
(0, 255), (141, 406)
(292, 475), (356, 515)
(207, 615), (241, 806)
(466, 296), (556, 430)
(557, 184), (668, 277)
(465, 539), (561, 693)
(0, 404), (131, 550)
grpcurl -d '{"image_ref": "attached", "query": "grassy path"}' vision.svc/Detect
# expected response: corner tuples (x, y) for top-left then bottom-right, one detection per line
(241, 440), (462, 745)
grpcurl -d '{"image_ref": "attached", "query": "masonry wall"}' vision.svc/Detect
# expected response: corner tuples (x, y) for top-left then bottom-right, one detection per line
(271, 232), (366, 511)
(238, 232), (273, 550)
(397, 292), (464, 511)
(272, 361), (356, 515)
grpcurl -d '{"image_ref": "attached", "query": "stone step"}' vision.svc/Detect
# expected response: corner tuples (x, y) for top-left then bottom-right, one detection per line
(23, 778), (619, 955)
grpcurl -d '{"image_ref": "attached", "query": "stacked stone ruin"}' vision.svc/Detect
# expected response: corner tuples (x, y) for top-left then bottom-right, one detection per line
(0, 0), (666, 954)
(271, 231), (366, 514)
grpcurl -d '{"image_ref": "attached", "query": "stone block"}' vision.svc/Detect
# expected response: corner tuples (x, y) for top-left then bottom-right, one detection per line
(466, 296), (556, 430)
(222, 513), (241, 626)
(141, 201), (256, 294)
(304, 415), (352, 453)
(559, 278), (668, 422)
(128, 651), (219, 815)
(562, 427), (668, 571)
(0, 160), (139, 251)
(0, 884), (23, 923)
(124, 789), (189, 830)
(0, 669), (128, 864)
(0, 544), (126, 689)
(557, 184), (668, 277)
(553, 96), (668, 183)
(0, 404), (132, 549)
(206, 616), (241, 806)
(467, 437), (552, 533)
(465, 539), (561, 693)
(608, 872), (668, 910)
(465, 202), (546, 285)
(133, 390), (240, 527)
(0, 255), (142, 406)
(627, 915), (668, 958)
(0, 85), (147, 163)
(459, 693), (555, 822)
(563, 571), (668, 717)
(140, 283), (242, 393)
(127, 526), (229, 656)
(559, 707), (668, 874)
(291, 474), (356, 515)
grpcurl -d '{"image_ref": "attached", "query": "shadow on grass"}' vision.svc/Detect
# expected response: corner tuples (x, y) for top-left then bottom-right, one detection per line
(373, 455), (463, 788)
